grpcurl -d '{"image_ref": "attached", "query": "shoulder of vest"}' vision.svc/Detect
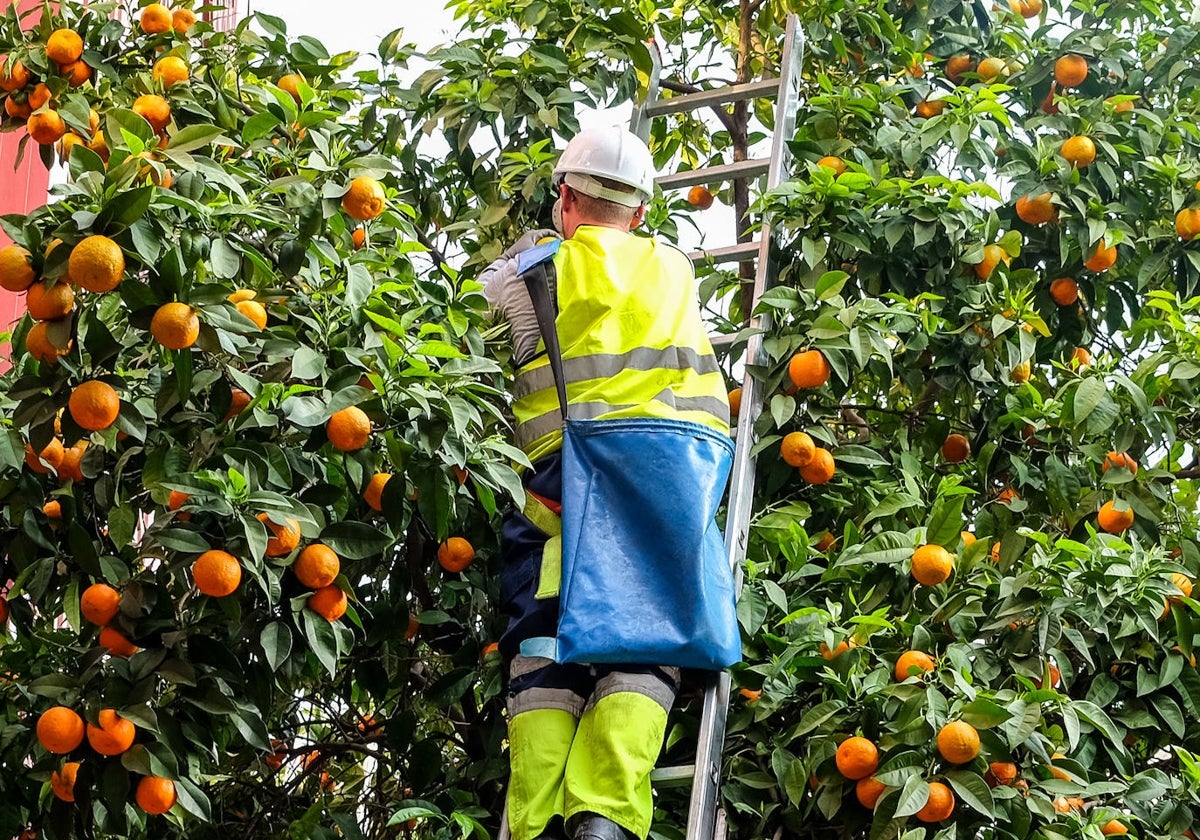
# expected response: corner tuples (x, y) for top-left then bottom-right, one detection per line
(516, 238), (562, 276)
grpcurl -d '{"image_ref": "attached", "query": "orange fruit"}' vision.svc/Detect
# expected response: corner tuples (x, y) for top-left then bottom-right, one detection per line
(1084, 240), (1117, 272)
(132, 94), (171, 132)
(69, 380), (121, 431)
(57, 132), (86, 161)
(835, 736), (879, 780)
(99, 626), (138, 657)
(60, 60), (92, 87)
(814, 531), (837, 552)
(86, 709), (135, 755)
(1098, 500), (1134, 534)
(820, 639), (854, 659)
(351, 227), (367, 249)
(1054, 54), (1088, 87)
(80, 583), (121, 625)
(46, 29), (84, 65)
(135, 776), (176, 815)
(788, 349), (830, 389)
(307, 585), (348, 621)
(224, 388), (252, 421)
(25, 438), (64, 474)
(150, 301), (200, 349)
(59, 440), (88, 482)
(799, 448), (836, 484)
(912, 544), (954, 586)
(70, 235), (125, 292)
(0, 244), (35, 292)
(687, 185), (714, 209)
(895, 650), (936, 681)
(1014, 0), (1042, 17)
(976, 56), (1008, 83)
(43, 500), (63, 524)
(438, 537), (475, 573)
(1049, 278), (1078, 306)
(937, 720), (981, 764)
(941, 433), (971, 463)
(192, 549), (241, 596)
(5, 95), (31, 120)
(235, 299), (268, 329)
(1010, 360), (1032, 384)
(961, 531), (976, 547)
(139, 3), (173, 33)
(1015, 192), (1056, 225)
(28, 110), (67, 145)
(1176, 208), (1200, 240)
(916, 781), (955, 822)
(278, 73), (305, 103)
(227, 288), (256, 304)
(27, 281), (74, 320)
(1102, 451), (1138, 475)
(1101, 820), (1128, 835)
(27, 82), (51, 111)
(405, 613), (420, 640)
(737, 687), (761, 703)
(256, 513), (301, 557)
(973, 243), (1009, 280)
(342, 176), (386, 220)
(855, 777), (887, 809)
(1070, 346), (1093, 369)
(364, 472), (391, 511)
(1171, 572), (1192, 599)
(816, 155), (847, 175)
(0, 58), (30, 92)
(781, 431), (816, 467)
(986, 761), (1018, 786)
(171, 8), (196, 34)
(51, 761), (80, 802)
(152, 55), (189, 86)
(327, 406), (371, 451)
(914, 99), (945, 118)
(167, 489), (189, 510)
(1060, 135), (1096, 169)
(36, 706), (85, 754)
(294, 544), (340, 589)
(728, 387), (742, 416)
(945, 55), (975, 84)
(998, 487), (1021, 506)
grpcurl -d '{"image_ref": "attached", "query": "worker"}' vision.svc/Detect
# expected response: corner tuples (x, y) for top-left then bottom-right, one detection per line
(481, 126), (730, 840)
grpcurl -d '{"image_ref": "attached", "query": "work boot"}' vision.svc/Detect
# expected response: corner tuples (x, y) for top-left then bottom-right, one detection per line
(573, 813), (635, 840)
(535, 816), (569, 840)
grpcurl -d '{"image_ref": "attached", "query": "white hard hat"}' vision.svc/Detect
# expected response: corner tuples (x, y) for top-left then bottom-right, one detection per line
(553, 127), (656, 207)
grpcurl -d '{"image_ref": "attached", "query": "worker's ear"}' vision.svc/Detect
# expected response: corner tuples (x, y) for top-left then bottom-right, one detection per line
(629, 203), (646, 230)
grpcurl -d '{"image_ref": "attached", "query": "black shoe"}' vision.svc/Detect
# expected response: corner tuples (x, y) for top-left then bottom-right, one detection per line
(535, 816), (570, 840)
(573, 814), (634, 840)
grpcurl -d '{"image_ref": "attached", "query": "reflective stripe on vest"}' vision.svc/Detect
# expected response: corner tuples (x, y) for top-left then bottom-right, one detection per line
(512, 226), (729, 461)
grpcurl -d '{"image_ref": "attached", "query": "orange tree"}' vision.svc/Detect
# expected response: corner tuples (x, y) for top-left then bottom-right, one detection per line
(392, 0), (1200, 838)
(0, 2), (523, 838)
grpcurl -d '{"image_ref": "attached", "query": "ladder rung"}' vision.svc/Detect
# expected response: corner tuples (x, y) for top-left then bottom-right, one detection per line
(709, 333), (739, 350)
(643, 78), (781, 117)
(690, 240), (760, 264)
(650, 764), (695, 787)
(656, 158), (769, 190)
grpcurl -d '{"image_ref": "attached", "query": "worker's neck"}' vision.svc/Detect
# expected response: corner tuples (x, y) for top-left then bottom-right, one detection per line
(567, 220), (629, 238)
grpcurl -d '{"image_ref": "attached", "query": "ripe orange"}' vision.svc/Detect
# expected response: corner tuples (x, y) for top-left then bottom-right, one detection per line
(1013, 0), (1041, 17)
(912, 544), (954, 586)
(799, 448), (836, 484)
(69, 380), (121, 431)
(941, 433), (971, 463)
(1015, 192), (1056, 225)
(914, 99), (945, 118)
(28, 110), (67, 145)
(1049, 278), (1078, 306)
(27, 83), (51, 112)
(235, 299), (268, 329)
(6, 95), (31, 120)
(1171, 573), (1193, 599)
(257, 513), (301, 557)
(132, 94), (171, 132)
(405, 613), (420, 640)
(960, 531), (976, 547)
(814, 531), (837, 552)
(135, 775), (176, 815)
(1101, 820), (1128, 835)
(973, 243), (1009, 280)
(294, 544), (340, 589)
(60, 59), (92, 87)
(307, 585), (348, 621)
(86, 709), (136, 755)
(81, 583), (121, 625)
(342, 176), (386, 220)
(1084, 240), (1117, 272)
(351, 227), (367, 249)
(99, 626), (138, 657)
(986, 761), (1018, 786)
(1010, 360), (1032, 384)
(788, 349), (830, 389)
(43, 500), (63, 524)
(1176, 208), (1200, 240)
(26, 281), (74, 320)
(227, 288), (256, 304)
(25, 438), (64, 474)
(820, 639), (854, 659)
(895, 650), (936, 681)
(438, 537), (475, 573)
(224, 388), (252, 421)
(364, 472), (392, 511)
(46, 29), (84, 65)
(1098, 500), (1134, 534)
(150, 302), (200, 349)
(835, 736), (879, 780)
(152, 55), (189, 86)
(139, 3), (173, 33)
(37, 706), (85, 754)
(687, 185), (715, 209)
(936, 720), (981, 764)
(0, 58), (30, 92)
(278, 73), (305, 103)
(167, 489), (189, 511)
(51, 761), (80, 802)
(69, 235), (125, 292)
(976, 56), (1008, 83)
(781, 432), (816, 467)
(816, 156), (847, 176)
(172, 8), (196, 34)
(327, 406), (371, 451)
(1060, 135), (1096, 169)
(0, 244), (35, 292)
(1071, 346), (1093, 369)
(855, 777), (886, 809)
(1054, 54), (1088, 87)
(192, 549), (242, 596)
(1102, 451), (1138, 475)
(945, 55), (975, 84)
(916, 781), (955, 822)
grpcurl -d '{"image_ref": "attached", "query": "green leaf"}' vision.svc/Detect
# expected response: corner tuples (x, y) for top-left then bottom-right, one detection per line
(319, 521), (392, 560)
(166, 123), (224, 152)
(1071, 378), (1106, 427)
(261, 622), (293, 672)
(301, 608), (339, 677)
(926, 495), (965, 547)
(943, 770), (994, 816)
(892, 774), (929, 818)
(174, 775), (213, 821)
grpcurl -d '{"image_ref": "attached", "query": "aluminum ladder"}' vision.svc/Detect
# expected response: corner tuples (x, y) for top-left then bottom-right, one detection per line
(630, 13), (804, 840)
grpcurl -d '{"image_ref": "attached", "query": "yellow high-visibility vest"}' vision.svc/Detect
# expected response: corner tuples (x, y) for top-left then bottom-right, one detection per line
(513, 225), (729, 462)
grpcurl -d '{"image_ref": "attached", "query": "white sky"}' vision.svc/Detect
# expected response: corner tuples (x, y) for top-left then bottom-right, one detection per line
(247, 0), (461, 58)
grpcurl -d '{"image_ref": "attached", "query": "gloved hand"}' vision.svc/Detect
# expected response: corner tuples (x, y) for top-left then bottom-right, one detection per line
(502, 228), (558, 259)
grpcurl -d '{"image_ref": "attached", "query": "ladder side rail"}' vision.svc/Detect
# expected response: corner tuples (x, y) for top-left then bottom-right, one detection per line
(629, 30), (664, 144)
(685, 14), (804, 840)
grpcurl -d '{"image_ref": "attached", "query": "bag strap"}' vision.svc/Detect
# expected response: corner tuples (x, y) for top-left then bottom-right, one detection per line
(517, 242), (569, 418)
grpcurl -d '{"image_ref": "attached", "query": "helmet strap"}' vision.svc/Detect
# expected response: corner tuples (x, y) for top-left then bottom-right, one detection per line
(562, 172), (645, 208)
